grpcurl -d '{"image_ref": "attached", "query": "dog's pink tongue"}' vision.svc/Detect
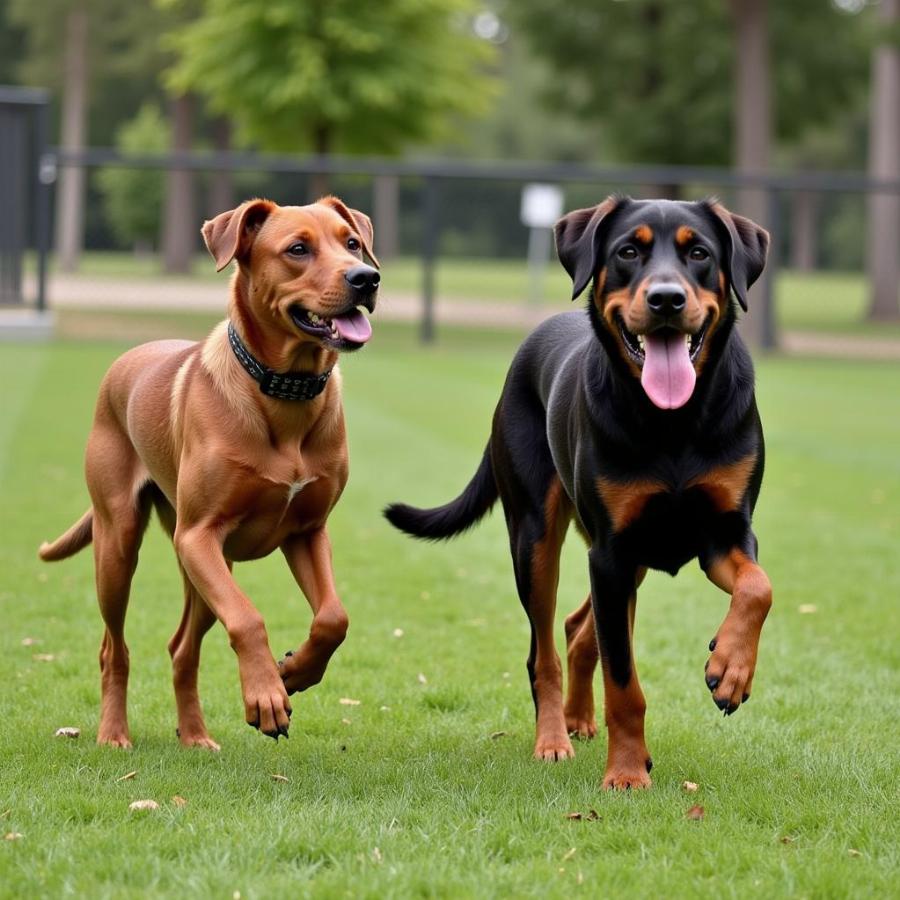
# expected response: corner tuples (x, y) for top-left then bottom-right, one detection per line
(640, 331), (696, 409)
(332, 308), (372, 344)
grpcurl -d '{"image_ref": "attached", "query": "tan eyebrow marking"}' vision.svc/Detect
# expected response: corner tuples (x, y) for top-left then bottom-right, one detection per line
(634, 225), (653, 244)
(675, 226), (695, 246)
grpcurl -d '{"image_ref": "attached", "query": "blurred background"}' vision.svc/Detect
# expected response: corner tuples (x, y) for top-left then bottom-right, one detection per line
(1, 0), (899, 352)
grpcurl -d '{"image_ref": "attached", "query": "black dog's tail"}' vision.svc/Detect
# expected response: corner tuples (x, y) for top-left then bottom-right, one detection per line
(384, 446), (497, 541)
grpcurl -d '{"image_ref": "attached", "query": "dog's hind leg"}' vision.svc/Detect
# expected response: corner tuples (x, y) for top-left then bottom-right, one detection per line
(563, 595), (599, 739)
(89, 475), (152, 748)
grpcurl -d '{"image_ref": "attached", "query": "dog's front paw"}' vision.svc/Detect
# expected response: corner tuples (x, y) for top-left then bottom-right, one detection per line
(240, 662), (292, 739)
(704, 634), (756, 715)
(602, 745), (652, 790)
(533, 732), (576, 761)
(278, 644), (330, 695)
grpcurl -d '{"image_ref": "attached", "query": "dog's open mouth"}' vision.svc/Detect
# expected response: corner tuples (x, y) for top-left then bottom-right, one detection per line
(616, 314), (712, 410)
(289, 305), (373, 351)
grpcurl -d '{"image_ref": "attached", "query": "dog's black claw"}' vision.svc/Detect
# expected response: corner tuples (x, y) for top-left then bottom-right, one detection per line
(706, 674), (720, 691)
(645, 757), (653, 773)
(286, 707), (293, 719)
(248, 720), (260, 731)
(284, 650), (293, 657)
(278, 725), (290, 738)
(708, 638), (717, 652)
(175, 728), (180, 738)
(714, 696), (730, 711)
(742, 693), (750, 703)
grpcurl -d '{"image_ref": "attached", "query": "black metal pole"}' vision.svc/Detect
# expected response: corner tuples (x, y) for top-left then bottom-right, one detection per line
(34, 99), (52, 313)
(762, 187), (781, 351)
(420, 176), (439, 344)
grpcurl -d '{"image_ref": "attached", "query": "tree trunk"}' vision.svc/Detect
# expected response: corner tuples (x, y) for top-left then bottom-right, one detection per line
(866, 0), (900, 321)
(208, 117), (235, 217)
(730, 0), (773, 348)
(372, 174), (400, 260)
(55, 4), (88, 274)
(161, 94), (196, 274)
(790, 191), (818, 272)
(309, 124), (331, 201)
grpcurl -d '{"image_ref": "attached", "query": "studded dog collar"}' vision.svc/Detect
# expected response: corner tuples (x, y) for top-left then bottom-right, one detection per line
(227, 321), (332, 401)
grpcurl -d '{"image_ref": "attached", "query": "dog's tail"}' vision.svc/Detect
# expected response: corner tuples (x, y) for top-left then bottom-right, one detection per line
(384, 446), (497, 541)
(39, 508), (94, 561)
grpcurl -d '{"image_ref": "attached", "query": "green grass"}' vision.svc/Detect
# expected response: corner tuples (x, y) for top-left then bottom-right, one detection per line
(1, 323), (899, 897)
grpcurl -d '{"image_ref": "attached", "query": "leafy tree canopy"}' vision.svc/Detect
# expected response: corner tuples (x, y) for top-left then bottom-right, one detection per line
(511, 0), (871, 166)
(163, 0), (498, 155)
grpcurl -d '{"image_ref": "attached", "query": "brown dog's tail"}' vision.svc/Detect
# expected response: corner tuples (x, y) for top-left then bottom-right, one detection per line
(39, 509), (94, 561)
(384, 446), (497, 541)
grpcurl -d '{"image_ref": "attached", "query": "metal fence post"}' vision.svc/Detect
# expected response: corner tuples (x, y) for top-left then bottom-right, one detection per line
(420, 176), (439, 344)
(762, 186), (780, 350)
(34, 99), (52, 313)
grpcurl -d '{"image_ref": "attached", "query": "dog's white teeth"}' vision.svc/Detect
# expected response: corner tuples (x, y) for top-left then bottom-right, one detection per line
(637, 335), (645, 349)
(685, 334), (692, 348)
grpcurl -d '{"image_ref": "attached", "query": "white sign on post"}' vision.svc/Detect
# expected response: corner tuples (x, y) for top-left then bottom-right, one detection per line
(520, 183), (564, 229)
(520, 184), (565, 304)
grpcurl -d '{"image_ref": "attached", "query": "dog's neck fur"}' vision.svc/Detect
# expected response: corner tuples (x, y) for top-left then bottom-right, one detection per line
(229, 269), (338, 377)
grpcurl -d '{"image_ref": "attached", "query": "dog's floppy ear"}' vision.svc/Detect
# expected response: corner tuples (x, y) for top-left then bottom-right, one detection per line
(704, 201), (769, 311)
(554, 196), (625, 300)
(319, 195), (380, 268)
(201, 198), (275, 272)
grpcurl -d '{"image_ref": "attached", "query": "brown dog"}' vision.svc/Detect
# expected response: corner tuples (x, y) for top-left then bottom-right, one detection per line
(39, 196), (379, 748)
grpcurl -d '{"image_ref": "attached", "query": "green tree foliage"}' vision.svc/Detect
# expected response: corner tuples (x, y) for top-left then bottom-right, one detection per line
(162, 0), (498, 155)
(96, 104), (169, 250)
(511, 0), (871, 165)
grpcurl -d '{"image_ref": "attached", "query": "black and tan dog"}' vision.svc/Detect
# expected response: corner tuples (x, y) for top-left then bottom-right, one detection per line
(386, 196), (772, 789)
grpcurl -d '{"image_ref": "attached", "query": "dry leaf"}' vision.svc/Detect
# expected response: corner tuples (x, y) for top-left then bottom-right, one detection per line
(270, 774), (289, 783)
(115, 771), (137, 782)
(682, 780), (699, 792)
(848, 849), (862, 858)
(3, 832), (23, 841)
(417, 673), (428, 685)
(780, 836), (795, 845)
(20, 638), (40, 646)
(341, 718), (352, 725)
(32, 654), (55, 662)
(586, 809), (601, 821)
(128, 800), (159, 812)
(372, 847), (383, 863)
(379, 705), (391, 712)
(339, 698), (361, 706)
(798, 604), (817, 615)
(54, 727), (80, 739)
(565, 812), (583, 821)
(392, 628), (404, 638)
(686, 805), (705, 821)
(490, 731), (507, 740)
(172, 796), (188, 808)
(561, 847), (577, 862)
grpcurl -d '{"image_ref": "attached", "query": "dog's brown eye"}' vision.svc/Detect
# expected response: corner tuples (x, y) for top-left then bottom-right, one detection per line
(689, 246), (710, 261)
(347, 237), (361, 252)
(617, 245), (638, 261)
(286, 242), (308, 257)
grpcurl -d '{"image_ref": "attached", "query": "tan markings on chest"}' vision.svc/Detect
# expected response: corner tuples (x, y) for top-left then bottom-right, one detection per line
(686, 455), (756, 512)
(596, 476), (667, 532)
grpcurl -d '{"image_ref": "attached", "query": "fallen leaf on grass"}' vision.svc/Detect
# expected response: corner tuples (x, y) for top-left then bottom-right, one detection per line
(54, 727), (80, 739)
(341, 718), (352, 725)
(490, 731), (507, 740)
(565, 812), (583, 820)
(339, 698), (361, 706)
(3, 832), (23, 841)
(32, 654), (55, 662)
(392, 628), (404, 638)
(686, 805), (705, 821)
(171, 796), (188, 808)
(417, 673), (428, 685)
(565, 809), (600, 822)
(379, 706), (391, 712)
(561, 847), (577, 862)
(682, 780), (699, 792)
(798, 604), (818, 614)
(270, 774), (289, 783)
(128, 800), (159, 812)
(848, 849), (862, 858)
(372, 847), (383, 864)
(780, 836), (795, 845)
(20, 638), (41, 647)
(587, 809), (600, 821)
(115, 771), (137, 782)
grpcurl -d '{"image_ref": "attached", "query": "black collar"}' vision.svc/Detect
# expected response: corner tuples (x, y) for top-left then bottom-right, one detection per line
(227, 321), (332, 401)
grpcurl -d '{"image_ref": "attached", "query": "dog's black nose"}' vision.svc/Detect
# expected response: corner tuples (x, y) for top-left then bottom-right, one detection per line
(646, 283), (686, 316)
(345, 265), (380, 293)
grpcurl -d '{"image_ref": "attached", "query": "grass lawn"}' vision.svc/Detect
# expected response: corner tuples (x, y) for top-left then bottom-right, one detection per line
(1, 322), (898, 897)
